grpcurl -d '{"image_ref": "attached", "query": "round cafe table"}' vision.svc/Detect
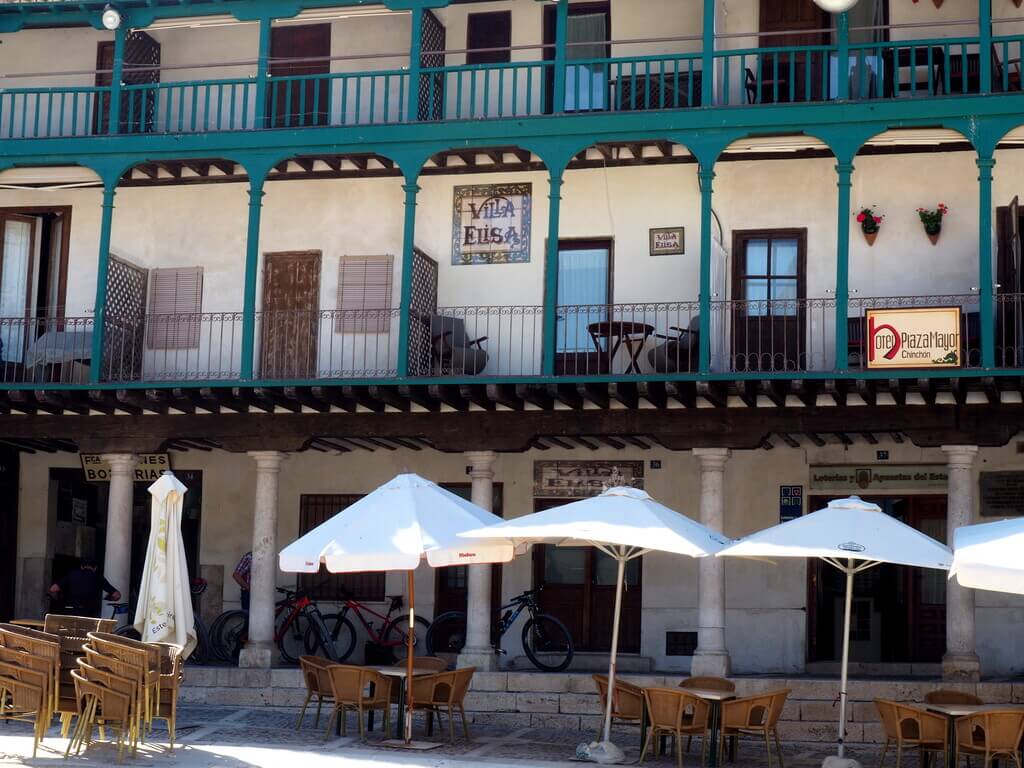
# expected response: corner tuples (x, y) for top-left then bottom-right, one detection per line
(925, 703), (1024, 768)
(587, 321), (655, 374)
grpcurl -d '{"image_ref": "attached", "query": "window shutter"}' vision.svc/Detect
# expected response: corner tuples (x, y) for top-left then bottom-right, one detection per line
(147, 267), (203, 349)
(336, 255), (393, 333)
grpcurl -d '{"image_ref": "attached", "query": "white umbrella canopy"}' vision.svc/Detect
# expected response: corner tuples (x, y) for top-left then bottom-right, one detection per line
(461, 486), (730, 762)
(133, 471), (197, 657)
(718, 496), (952, 760)
(951, 518), (1024, 594)
(279, 473), (514, 745)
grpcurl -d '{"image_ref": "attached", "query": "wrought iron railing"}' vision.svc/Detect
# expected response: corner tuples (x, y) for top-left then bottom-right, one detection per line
(411, 306), (544, 377)
(0, 316), (94, 383)
(713, 297), (837, 373)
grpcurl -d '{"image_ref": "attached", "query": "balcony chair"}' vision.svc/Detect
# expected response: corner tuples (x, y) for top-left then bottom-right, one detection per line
(875, 699), (948, 768)
(648, 316), (699, 373)
(430, 315), (489, 375)
(847, 316), (866, 368)
(881, 46), (946, 98)
(947, 46), (1005, 95)
(640, 687), (710, 768)
(955, 709), (1024, 768)
(592, 674), (645, 739)
(719, 689), (790, 768)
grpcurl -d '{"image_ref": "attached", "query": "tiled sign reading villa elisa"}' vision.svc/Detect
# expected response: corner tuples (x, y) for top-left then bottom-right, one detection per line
(452, 183), (532, 265)
(865, 306), (962, 369)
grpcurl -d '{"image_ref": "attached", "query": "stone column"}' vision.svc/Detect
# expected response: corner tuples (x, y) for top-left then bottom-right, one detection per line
(239, 451), (284, 668)
(941, 445), (981, 681)
(101, 453), (136, 623)
(458, 451), (498, 671)
(691, 448), (731, 677)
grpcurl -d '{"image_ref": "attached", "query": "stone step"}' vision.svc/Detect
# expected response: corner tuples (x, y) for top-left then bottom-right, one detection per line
(507, 652), (654, 673)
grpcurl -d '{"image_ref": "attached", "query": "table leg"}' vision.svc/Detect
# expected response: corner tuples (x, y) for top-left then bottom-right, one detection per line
(946, 716), (956, 768)
(707, 701), (722, 767)
(365, 681), (376, 735)
(396, 678), (407, 740)
(640, 701), (648, 753)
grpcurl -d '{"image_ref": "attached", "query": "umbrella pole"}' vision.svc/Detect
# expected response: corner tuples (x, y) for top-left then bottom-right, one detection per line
(601, 556), (627, 745)
(837, 558), (854, 759)
(406, 570), (415, 745)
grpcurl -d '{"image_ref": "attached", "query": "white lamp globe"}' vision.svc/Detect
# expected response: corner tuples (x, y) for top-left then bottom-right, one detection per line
(812, 0), (859, 11)
(101, 5), (123, 30)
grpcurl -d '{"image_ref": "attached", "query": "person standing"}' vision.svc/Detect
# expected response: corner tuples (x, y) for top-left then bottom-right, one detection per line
(233, 551), (252, 611)
(48, 558), (121, 618)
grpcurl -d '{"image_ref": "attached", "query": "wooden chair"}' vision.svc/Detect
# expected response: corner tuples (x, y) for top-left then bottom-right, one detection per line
(955, 710), (1024, 768)
(679, 676), (736, 693)
(0, 658), (49, 758)
(593, 674), (645, 738)
(82, 646), (146, 753)
(0, 624), (60, 722)
(925, 690), (983, 706)
(152, 642), (183, 751)
(640, 687), (710, 768)
(87, 633), (161, 734)
(409, 667), (475, 744)
(875, 699), (948, 768)
(0, 645), (56, 726)
(297, 655), (335, 731)
(44, 615), (116, 734)
(719, 689), (790, 768)
(324, 665), (392, 741)
(68, 667), (135, 763)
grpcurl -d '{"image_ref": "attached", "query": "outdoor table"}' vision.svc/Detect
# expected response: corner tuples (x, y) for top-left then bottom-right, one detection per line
(362, 666), (434, 736)
(10, 619), (45, 629)
(587, 321), (655, 374)
(926, 703), (1024, 768)
(640, 687), (736, 763)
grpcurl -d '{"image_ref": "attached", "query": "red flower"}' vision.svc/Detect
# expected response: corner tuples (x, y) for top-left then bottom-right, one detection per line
(856, 213), (866, 222)
(873, 216), (883, 224)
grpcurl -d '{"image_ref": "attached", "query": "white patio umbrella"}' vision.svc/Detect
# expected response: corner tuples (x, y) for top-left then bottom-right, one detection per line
(951, 517), (1024, 595)
(718, 496), (952, 761)
(278, 473), (514, 745)
(133, 471), (197, 657)
(460, 486), (730, 763)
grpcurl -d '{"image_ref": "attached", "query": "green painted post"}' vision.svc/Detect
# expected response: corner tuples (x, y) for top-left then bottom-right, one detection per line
(835, 160), (854, 372)
(552, 0), (569, 113)
(107, 26), (126, 134)
(978, 155), (996, 368)
(980, 0), (993, 95)
(396, 180), (420, 377)
(407, 6), (424, 122)
(701, 0), (714, 106)
(541, 167), (564, 376)
(253, 17), (271, 129)
(89, 181), (117, 382)
(836, 12), (850, 101)
(240, 174), (266, 379)
(697, 164), (715, 373)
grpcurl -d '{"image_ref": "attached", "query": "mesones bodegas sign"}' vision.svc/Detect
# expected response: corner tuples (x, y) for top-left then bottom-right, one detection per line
(865, 307), (961, 369)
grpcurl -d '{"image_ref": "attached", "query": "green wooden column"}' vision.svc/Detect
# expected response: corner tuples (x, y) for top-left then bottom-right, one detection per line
(552, 0), (569, 113)
(396, 179), (420, 377)
(253, 17), (272, 129)
(107, 26), (126, 135)
(978, 154), (996, 368)
(701, 0), (714, 106)
(541, 167), (565, 376)
(89, 180), (118, 383)
(836, 12), (850, 100)
(834, 160), (854, 372)
(407, 6), (424, 122)
(979, 0), (993, 94)
(240, 173), (267, 380)
(697, 163), (715, 373)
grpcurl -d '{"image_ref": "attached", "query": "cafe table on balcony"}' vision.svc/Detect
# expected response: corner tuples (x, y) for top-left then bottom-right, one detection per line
(587, 321), (655, 375)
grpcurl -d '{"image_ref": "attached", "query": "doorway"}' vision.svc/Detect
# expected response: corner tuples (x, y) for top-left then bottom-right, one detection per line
(531, 498), (642, 653)
(543, 2), (611, 113)
(260, 251), (321, 379)
(554, 239), (612, 375)
(807, 495), (947, 665)
(0, 448), (18, 621)
(757, 0), (830, 103)
(731, 229), (806, 372)
(996, 197), (1023, 367)
(268, 24), (331, 128)
(94, 32), (161, 134)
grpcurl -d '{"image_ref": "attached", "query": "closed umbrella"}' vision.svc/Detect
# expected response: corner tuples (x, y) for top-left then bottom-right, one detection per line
(133, 471), (197, 657)
(460, 486), (730, 763)
(718, 496), (952, 760)
(951, 517), (1024, 594)
(279, 473), (514, 745)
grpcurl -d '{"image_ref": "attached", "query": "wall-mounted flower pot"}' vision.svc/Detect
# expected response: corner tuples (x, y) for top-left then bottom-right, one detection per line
(927, 231), (941, 246)
(1015, 0), (1023, 9)
(932, 0), (944, 7)
(864, 231), (878, 246)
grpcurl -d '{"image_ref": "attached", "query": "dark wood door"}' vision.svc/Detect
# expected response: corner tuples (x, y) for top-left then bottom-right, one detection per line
(907, 497), (947, 663)
(758, 0), (830, 102)
(732, 230), (806, 372)
(532, 498), (641, 654)
(94, 32), (161, 134)
(260, 251), (321, 379)
(996, 198), (1023, 367)
(0, 448), (18, 621)
(268, 24), (330, 128)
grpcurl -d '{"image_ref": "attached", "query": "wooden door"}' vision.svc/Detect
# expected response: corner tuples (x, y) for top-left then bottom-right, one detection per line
(758, 0), (830, 102)
(532, 498), (642, 653)
(996, 198), (1023, 367)
(268, 24), (330, 128)
(94, 33), (161, 134)
(260, 251), (321, 379)
(732, 230), (806, 372)
(908, 497), (947, 663)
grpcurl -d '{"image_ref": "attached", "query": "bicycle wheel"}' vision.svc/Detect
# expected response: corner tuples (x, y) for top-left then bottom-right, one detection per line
(212, 610), (248, 663)
(188, 620), (210, 665)
(381, 614), (431, 662)
(305, 613), (357, 662)
(115, 624), (141, 641)
(277, 612), (311, 665)
(424, 611), (467, 666)
(521, 613), (573, 672)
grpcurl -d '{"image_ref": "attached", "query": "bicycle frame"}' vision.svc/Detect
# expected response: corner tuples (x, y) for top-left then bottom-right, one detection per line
(339, 598), (402, 647)
(492, 596), (537, 651)
(274, 595), (311, 643)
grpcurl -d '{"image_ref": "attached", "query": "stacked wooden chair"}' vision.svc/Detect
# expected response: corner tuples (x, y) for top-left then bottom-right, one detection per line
(0, 623), (61, 757)
(43, 614), (116, 735)
(86, 633), (162, 746)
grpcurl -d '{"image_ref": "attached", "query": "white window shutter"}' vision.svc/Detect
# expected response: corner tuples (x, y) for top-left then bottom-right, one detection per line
(336, 255), (393, 333)
(147, 267), (203, 349)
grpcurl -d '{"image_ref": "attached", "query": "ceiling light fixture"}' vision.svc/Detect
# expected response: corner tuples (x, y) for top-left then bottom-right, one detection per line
(811, 0), (860, 12)
(101, 4), (123, 30)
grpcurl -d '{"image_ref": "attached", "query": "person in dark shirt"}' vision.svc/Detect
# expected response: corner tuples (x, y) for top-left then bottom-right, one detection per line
(48, 558), (121, 618)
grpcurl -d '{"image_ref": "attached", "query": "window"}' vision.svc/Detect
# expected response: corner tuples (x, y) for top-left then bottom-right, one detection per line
(146, 267), (203, 349)
(336, 255), (393, 333)
(466, 11), (511, 65)
(738, 237), (800, 317)
(298, 494), (385, 601)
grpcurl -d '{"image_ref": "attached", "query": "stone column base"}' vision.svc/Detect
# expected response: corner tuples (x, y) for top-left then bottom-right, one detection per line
(690, 650), (731, 678)
(942, 652), (981, 682)
(238, 644), (273, 669)
(456, 648), (498, 671)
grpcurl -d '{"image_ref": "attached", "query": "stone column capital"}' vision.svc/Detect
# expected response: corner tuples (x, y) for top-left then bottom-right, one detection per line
(247, 450), (285, 473)
(100, 453), (136, 474)
(693, 447), (731, 470)
(941, 445), (979, 469)
(466, 450), (497, 478)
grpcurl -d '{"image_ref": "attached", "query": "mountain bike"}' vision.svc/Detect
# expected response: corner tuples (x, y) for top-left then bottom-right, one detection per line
(307, 592), (430, 664)
(213, 588), (336, 665)
(425, 587), (574, 672)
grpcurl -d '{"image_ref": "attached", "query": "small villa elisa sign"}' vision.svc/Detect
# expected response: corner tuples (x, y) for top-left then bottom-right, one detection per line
(865, 306), (962, 369)
(452, 183), (532, 265)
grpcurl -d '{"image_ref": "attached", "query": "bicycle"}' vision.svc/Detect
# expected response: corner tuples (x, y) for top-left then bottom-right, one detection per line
(425, 587), (574, 672)
(213, 587), (336, 665)
(308, 592), (430, 664)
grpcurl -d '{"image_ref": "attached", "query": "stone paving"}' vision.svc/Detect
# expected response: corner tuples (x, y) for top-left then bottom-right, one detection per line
(0, 704), (900, 768)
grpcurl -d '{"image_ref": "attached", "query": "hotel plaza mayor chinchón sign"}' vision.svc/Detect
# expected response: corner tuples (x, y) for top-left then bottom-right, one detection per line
(865, 306), (962, 369)
(452, 183), (532, 265)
